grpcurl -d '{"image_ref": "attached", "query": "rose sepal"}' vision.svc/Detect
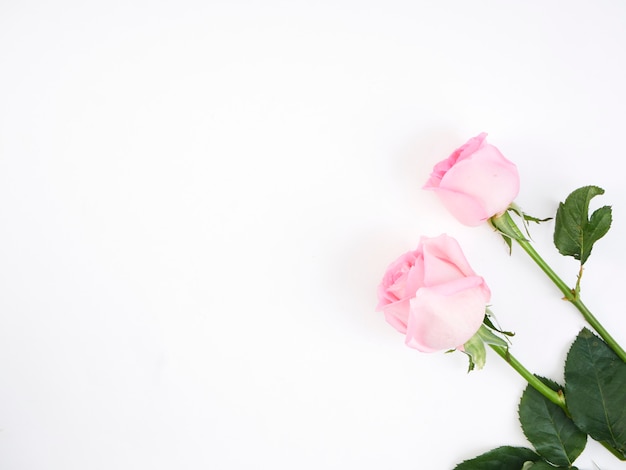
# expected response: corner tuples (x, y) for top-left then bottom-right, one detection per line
(489, 209), (528, 250)
(462, 323), (510, 372)
(490, 206), (552, 252)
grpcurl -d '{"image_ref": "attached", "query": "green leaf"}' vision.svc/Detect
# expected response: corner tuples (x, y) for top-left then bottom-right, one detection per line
(524, 462), (575, 470)
(454, 446), (541, 470)
(529, 463), (579, 470)
(519, 376), (587, 466)
(564, 328), (626, 459)
(553, 186), (612, 265)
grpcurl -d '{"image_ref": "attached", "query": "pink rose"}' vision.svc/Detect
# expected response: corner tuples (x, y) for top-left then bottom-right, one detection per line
(423, 133), (520, 226)
(376, 234), (490, 352)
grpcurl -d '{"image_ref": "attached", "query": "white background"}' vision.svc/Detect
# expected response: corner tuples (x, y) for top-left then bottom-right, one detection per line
(2, 1), (626, 468)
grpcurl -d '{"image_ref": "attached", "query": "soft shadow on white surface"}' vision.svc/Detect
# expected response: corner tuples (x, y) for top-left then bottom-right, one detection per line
(1, 1), (626, 469)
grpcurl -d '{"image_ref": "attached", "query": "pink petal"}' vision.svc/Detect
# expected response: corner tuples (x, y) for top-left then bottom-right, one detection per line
(439, 145), (520, 218)
(420, 235), (478, 285)
(404, 281), (489, 352)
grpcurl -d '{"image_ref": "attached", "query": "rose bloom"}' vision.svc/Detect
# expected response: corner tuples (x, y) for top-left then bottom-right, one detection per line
(376, 234), (490, 352)
(423, 133), (520, 226)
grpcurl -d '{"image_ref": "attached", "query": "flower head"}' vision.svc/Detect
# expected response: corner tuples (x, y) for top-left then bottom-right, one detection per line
(377, 234), (491, 352)
(424, 133), (520, 226)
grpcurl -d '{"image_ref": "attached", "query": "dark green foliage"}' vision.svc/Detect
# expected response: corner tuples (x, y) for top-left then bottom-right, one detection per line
(565, 328), (626, 459)
(454, 446), (540, 470)
(519, 377), (586, 466)
(553, 186), (611, 265)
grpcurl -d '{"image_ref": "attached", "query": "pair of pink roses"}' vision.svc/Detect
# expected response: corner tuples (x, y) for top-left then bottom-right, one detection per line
(377, 133), (520, 352)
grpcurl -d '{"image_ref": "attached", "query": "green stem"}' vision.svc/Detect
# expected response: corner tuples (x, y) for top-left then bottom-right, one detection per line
(488, 344), (566, 410)
(492, 211), (626, 363)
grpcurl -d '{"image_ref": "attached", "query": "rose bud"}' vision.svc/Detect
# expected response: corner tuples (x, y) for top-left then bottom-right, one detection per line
(424, 133), (520, 226)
